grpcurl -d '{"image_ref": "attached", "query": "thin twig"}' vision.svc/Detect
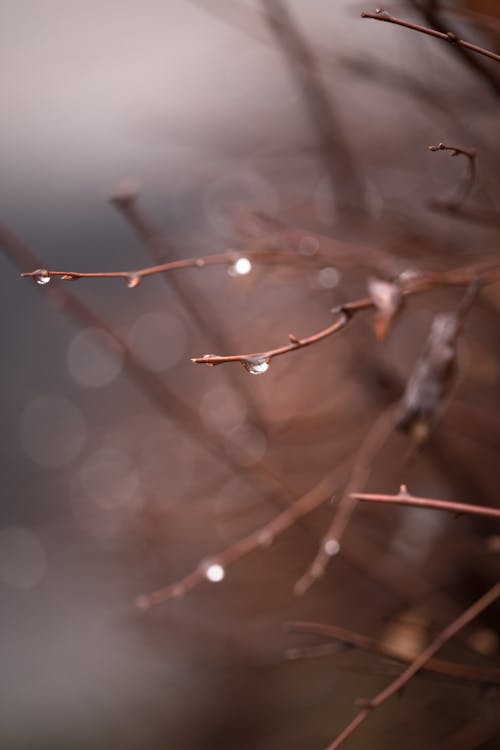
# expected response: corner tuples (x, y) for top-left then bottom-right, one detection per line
(361, 9), (500, 64)
(135, 472), (340, 609)
(1, 224), (293, 498)
(191, 259), (500, 370)
(288, 621), (500, 686)
(428, 142), (477, 210)
(20, 247), (297, 285)
(323, 581), (500, 750)
(350, 488), (500, 520)
(294, 406), (395, 595)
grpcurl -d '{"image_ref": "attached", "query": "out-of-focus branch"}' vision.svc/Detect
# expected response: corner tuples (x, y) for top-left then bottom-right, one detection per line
(411, 1), (500, 98)
(351, 487), (500, 520)
(361, 8), (500, 64)
(262, 0), (367, 220)
(288, 621), (500, 686)
(135, 472), (341, 609)
(294, 405), (395, 596)
(323, 581), (500, 750)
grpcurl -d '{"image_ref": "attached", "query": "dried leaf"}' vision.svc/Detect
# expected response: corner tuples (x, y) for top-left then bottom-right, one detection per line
(368, 278), (402, 341)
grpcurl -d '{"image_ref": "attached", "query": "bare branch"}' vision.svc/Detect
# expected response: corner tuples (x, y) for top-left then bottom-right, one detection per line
(263, 0), (367, 219)
(323, 581), (500, 750)
(350, 487), (500, 520)
(428, 142), (477, 210)
(135, 473), (340, 609)
(294, 406), (395, 596)
(361, 9), (500, 64)
(288, 621), (500, 686)
(192, 261), (500, 370)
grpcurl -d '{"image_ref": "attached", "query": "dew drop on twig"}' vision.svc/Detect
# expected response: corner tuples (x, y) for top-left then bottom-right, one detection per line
(125, 274), (142, 289)
(200, 560), (226, 583)
(324, 538), (341, 556)
(228, 257), (252, 277)
(34, 269), (50, 285)
(241, 356), (270, 375)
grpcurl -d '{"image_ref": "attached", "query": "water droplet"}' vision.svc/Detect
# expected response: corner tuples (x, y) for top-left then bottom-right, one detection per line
(241, 356), (270, 375)
(195, 258), (206, 268)
(324, 538), (340, 556)
(200, 560), (225, 583)
(34, 269), (50, 285)
(125, 274), (142, 289)
(61, 274), (77, 281)
(228, 257), (252, 277)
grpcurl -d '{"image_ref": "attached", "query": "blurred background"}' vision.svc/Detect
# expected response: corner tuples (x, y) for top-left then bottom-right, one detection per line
(1, 1), (500, 748)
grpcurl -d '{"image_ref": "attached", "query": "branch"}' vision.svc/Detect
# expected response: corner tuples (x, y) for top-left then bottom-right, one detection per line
(350, 487), (500, 520)
(294, 406), (395, 596)
(135, 473), (339, 609)
(20, 247), (297, 286)
(361, 9), (500, 64)
(192, 260), (500, 371)
(322, 581), (500, 750)
(262, 0), (367, 220)
(428, 142), (477, 210)
(288, 621), (500, 686)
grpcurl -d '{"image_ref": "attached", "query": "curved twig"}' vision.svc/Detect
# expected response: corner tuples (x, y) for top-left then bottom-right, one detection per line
(428, 142), (477, 210)
(192, 261), (500, 370)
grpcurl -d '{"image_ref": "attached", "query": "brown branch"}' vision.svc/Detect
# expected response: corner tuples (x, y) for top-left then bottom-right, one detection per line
(191, 260), (500, 371)
(109, 187), (272, 433)
(135, 473), (340, 609)
(322, 581), (500, 750)
(350, 488), (500, 520)
(288, 621), (500, 686)
(20, 247), (295, 286)
(361, 9), (500, 64)
(411, 0), (500, 99)
(294, 405), (395, 596)
(262, 0), (367, 220)
(1, 224), (293, 499)
(428, 142), (477, 210)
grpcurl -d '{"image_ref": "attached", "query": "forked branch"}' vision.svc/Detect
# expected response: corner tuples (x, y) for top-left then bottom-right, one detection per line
(288, 621), (500, 687)
(323, 581), (500, 750)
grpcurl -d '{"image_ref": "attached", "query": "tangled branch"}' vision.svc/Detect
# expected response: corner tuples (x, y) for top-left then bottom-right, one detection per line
(288, 621), (500, 687)
(322, 581), (500, 750)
